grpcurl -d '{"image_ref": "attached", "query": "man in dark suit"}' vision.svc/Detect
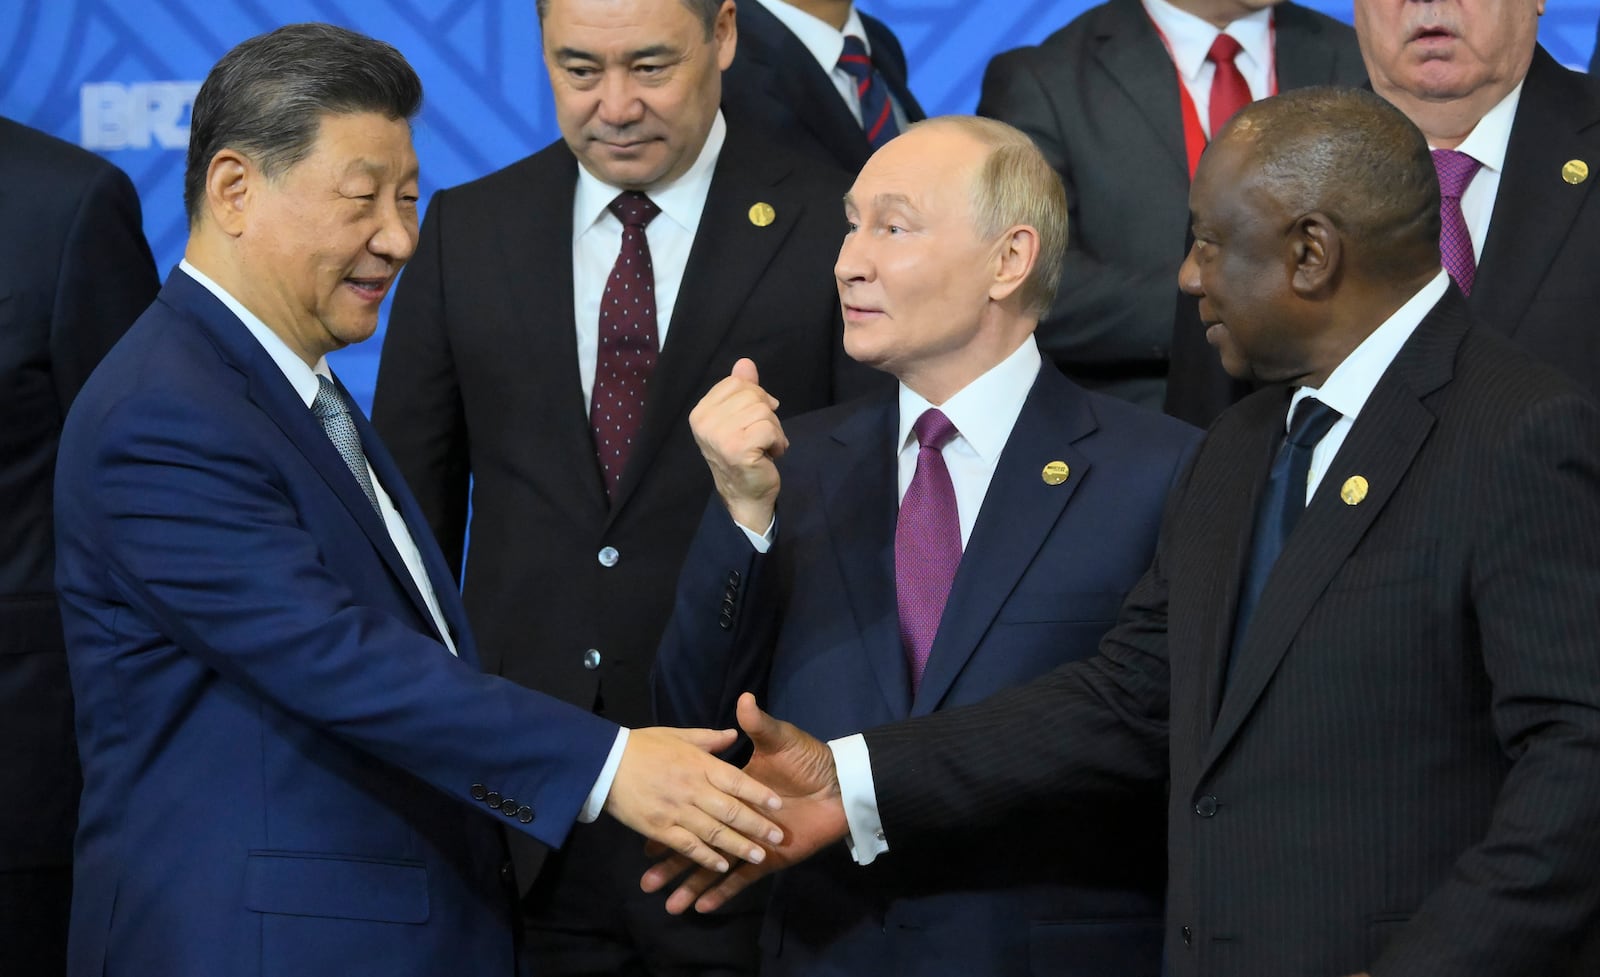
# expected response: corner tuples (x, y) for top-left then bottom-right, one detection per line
(655, 117), (1198, 977)
(720, 0), (923, 173)
(0, 115), (158, 977)
(372, 0), (877, 973)
(54, 24), (787, 977)
(646, 88), (1600, 977)
(978, 0), (1365, 413)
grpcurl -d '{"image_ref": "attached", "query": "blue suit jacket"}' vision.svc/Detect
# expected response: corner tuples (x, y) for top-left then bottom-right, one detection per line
(54, 270), (617, 977)
(655, 360), (1198, 977)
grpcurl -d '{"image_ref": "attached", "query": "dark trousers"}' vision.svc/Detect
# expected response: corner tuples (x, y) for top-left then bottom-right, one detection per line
(0, 866), (70, 977)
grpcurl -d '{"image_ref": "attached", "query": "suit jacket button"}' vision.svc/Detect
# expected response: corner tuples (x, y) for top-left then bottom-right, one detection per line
(470, 783), (488, 801)
(517, 805), (534, 823)
(720, 597), (736, 613)
(486, 791), (503, 810)
(718, 612), (733, 631)
(1194, 795), (1218, 818)
(597, 546), (619, 567)
(1182, 925), (1193, 947)
(727, 571), (741, 586)
(583, 648), (602, 670)
(500, 797), (518, 816)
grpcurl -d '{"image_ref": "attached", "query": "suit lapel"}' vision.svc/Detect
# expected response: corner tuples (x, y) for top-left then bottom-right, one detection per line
(818, 397), (911, 715)
(1094, 0), (1190, 181)
(1201, 295), (1465, 773)
(609, 126), (808, 517)
(736, 2), (867, 166)
(911, 366), (1094, 716)
(1272, 5), (1339, 91)
(1472, 47), (1600, 339)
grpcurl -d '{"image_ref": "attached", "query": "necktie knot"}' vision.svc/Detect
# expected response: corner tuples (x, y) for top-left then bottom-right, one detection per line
(1285, 397), (1340, 449)
(837, 35), (873, 80)
(912, 408), (958, 451)
(1207, 32), (1243, 67)
(311, 374), (349, 421)
(310, 374), (381, 516)
(1430, 149), (1481, 198)
(609, 191), (660, 229)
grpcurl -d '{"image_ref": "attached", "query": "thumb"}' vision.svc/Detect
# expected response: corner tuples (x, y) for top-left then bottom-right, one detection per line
(731, 357), (759, 385)
(737, 692), (785, 751)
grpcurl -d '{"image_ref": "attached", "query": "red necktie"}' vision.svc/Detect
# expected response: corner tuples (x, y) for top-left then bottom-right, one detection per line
(896, 409), (962, 695)
(1207, 33), (1250, 140)
(591, 191), (661, 496)
(1432, 149), (1482, 295)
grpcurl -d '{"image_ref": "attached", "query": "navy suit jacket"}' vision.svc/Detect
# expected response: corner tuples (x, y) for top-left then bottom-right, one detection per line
(54, 270), (617, 977)
(656, 359), (1198, 977)
(721, 1), (924, 174)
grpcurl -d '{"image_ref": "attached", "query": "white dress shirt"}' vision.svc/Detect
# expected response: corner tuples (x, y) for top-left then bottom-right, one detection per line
(1433, 83), (1522, 263)
(572, 112), (726, 412)
(180, 260), (626, 820)
(750, 0), (912, 131)
(1142, 0), (1274, 138)
(833, 276), (1449, 863)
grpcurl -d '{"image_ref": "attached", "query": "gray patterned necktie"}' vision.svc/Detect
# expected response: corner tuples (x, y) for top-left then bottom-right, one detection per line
(311, 374), (381, 516)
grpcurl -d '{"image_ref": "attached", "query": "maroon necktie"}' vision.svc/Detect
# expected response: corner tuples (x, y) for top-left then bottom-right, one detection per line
(591, 191), (661, 496)
(838, 35), (900, 150)
(896, 409), (962, 694)
(1207, 33), (1250, 140)
(1432, 149), (1482, 295)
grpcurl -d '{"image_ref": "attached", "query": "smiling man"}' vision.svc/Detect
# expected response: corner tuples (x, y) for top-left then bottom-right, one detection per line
(54, 23), (792, 977)
(372, 0), (878, 973)
(1355, 0), (1600, 400)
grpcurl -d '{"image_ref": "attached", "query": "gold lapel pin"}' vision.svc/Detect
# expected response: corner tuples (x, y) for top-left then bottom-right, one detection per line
(1340, 475), (1369, 506)
(1041, 460), (1070, 486)
(748, 202), (776, 227)
(1562, 160), (1589, 185)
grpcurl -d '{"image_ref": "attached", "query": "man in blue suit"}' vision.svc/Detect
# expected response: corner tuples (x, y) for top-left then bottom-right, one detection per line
(54, 24), (786, 977)
(654, 116), (1198, 977)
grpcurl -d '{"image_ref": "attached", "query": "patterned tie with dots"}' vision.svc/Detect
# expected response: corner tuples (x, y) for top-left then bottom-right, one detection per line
(311, 374), (382, 516)
(896, 408), (962, 695)
(591, 190), (661, 497)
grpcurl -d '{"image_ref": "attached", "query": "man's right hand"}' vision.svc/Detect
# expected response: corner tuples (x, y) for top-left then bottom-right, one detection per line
(640, 693), (848, 913)
(689, 359), (788, 533)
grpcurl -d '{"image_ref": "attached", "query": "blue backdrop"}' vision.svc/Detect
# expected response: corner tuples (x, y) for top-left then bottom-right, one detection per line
(3, 0), (1596, 408)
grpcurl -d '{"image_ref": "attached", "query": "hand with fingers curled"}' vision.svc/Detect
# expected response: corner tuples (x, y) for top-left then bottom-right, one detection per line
(640, 693), (849, 914)
(602, 723), (788, 875)
(689, 358), (790, 534)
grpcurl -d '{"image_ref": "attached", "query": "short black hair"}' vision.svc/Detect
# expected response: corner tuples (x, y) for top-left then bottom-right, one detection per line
(536, 0), (723, 39)
(184, 22), (423, 225)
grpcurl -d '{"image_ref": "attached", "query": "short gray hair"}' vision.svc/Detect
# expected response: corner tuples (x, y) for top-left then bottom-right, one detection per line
(184, 23), (423, 225)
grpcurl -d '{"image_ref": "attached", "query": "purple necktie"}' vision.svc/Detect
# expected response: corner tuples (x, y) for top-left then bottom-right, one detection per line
(838, 35), (900, 150)
(896, 409), (962, 694)
(1432, 149), (1482, 295)
(591, 191), (661, 497)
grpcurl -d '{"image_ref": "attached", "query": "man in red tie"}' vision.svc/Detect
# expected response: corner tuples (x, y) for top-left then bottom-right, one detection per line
(977, 0), (1365, 420)
(654, 116), (1199, 977)
(1355, 0), (1600, 402)
(372, 0), (881, 973)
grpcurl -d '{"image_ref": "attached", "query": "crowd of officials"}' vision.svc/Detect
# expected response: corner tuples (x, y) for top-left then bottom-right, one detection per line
(5, 1), (1600, 976)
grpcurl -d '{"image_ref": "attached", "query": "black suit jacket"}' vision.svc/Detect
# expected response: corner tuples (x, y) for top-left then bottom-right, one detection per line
(864, 290), (1600, 976)
(721, 1), (923, 174)
(373, 123), (879, 890)
(0, 117), (157, 874)
(978, 0), (1364, 409)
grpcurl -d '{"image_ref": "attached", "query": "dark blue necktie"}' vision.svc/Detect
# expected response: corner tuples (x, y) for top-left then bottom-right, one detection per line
(838, 35), (899, 150)
(1230, 397), (1341, 665)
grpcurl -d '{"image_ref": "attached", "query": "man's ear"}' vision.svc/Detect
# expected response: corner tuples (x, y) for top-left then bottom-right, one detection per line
(989, 224), (1040, 304)
(1290, 211), (1340, 297)
(204, 149), (255, 238)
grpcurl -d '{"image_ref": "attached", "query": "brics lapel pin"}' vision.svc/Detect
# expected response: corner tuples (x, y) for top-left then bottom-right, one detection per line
(748, 202), (776, 227)
(1562, 160), (1589, 185)
(1340, 475), (1369, 506)
(1041, 461), (1070, 486)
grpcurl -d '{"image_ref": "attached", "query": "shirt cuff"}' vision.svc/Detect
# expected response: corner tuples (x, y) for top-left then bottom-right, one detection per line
(736, 514), (776, 553)
(829, 733), (888, 865)
(580, 727), (630, 823)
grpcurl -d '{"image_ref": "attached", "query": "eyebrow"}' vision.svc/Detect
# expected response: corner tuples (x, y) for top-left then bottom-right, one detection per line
(342, 159), (419, 184)
(843, 191), (923, 217)
(553, 44), (679, 62)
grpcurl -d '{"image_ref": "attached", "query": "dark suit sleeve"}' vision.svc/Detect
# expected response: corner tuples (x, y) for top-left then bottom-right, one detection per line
(1374, 391), (1600, 977)
(372, 190), (472, 576)
(49, 160), (158, 411)
(979, 50), (1179, 368)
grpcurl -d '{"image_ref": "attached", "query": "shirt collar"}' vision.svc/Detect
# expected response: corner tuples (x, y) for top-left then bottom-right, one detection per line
(1141, 0), (1272, 84)
(751, 0), (869, 72)
(1289, 270), (1450, 428)
(573, 110), (727, 241)
(178, 259), (330, 407)
(1442, 80), (1523, 175)
(896, 336), (1043, 463)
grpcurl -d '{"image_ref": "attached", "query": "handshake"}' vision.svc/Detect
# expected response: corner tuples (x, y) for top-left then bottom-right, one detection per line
(623, 693), (848, 913)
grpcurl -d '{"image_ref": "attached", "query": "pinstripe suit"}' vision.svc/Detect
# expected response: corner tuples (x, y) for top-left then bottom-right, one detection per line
(863, 288), (1600, 977)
